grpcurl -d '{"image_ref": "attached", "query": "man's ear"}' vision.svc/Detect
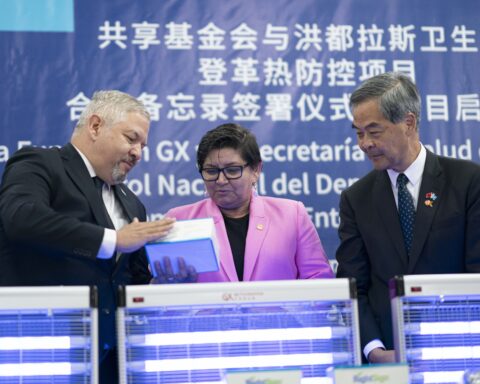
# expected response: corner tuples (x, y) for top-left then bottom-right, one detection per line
(88, 114), (103, 140)
(404, 112), (417, 134)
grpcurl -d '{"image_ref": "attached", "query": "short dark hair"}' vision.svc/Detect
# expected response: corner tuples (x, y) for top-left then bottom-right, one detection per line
(197, 123), (262, 170)
(350, 72), (421, 130)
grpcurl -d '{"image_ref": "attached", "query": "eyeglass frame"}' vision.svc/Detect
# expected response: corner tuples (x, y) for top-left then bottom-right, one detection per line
(199, 163), (250, 181)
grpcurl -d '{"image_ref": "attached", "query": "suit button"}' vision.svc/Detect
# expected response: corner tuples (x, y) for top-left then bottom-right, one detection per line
(102, 309), (110, 315)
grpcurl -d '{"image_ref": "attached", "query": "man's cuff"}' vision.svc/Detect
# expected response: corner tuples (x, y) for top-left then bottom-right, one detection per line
(363, 339), (385, 360)
(96, 228), (116, 259)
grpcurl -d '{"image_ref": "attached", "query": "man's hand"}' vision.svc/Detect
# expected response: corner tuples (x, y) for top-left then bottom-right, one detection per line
(368, 348), (396, 364)
(116, 217), (175, 253)
(151, 256), (198, 284)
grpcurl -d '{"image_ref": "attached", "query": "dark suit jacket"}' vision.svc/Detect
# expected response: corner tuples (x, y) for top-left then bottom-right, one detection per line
(0, 143), (151, 351)
(336, 150), (480, 351)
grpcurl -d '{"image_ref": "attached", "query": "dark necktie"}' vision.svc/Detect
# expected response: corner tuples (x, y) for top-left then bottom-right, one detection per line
(397, 173), (415, 255)
(92, 176), (115, 229)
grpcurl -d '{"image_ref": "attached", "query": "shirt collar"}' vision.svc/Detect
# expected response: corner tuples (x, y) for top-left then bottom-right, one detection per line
(71, 144), (97, 178)
(387, 144), (426, 188)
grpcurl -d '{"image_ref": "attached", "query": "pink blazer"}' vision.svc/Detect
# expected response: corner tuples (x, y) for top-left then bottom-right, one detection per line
(165, 193), (334, 282)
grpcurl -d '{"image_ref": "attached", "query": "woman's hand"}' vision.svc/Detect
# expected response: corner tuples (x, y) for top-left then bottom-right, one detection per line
(151, 256), (198, 284)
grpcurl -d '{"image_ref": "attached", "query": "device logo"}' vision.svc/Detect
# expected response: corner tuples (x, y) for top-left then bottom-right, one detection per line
(221, 292), (264, 301)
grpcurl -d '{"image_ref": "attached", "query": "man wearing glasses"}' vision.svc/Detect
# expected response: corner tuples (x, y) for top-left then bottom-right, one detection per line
(159, 123), (334, 283)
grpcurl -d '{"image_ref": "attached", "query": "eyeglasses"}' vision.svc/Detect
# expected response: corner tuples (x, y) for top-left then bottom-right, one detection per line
(200, 164), (250, 181)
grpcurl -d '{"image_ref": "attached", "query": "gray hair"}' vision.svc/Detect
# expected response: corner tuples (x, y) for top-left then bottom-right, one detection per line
(74, 90), (150, 131)
(350, 72), (421, 129)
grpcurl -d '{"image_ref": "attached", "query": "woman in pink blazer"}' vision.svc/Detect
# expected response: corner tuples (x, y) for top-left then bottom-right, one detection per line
(160, 123), (333, 282)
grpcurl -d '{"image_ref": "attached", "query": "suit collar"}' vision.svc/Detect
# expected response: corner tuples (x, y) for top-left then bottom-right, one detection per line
(69, 144), (96, 178)
(60, 143), (116, 229)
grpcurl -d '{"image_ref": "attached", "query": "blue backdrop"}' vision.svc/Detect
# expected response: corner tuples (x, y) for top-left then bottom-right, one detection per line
(1, 0), (479, 260)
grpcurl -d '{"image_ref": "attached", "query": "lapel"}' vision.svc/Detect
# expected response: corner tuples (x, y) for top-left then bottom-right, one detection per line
(113, 184), (136, 221)
(60, 143), (112, 228)
(243, 194), (268, 281)
(373, 170), (409, 266)
(408, 151), (444, 271)
(205, 199), (239, 281)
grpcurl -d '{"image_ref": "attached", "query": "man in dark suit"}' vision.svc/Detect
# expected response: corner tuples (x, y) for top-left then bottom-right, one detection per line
(336, 72), (480, 363)
(0, 90), (178, 382)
